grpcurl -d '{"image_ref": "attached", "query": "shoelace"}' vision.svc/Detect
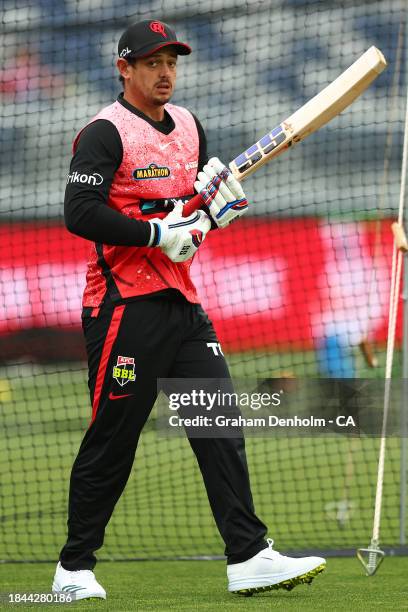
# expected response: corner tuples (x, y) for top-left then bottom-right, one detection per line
(265, 538), (282, 559)
(67, 568), (94, 580)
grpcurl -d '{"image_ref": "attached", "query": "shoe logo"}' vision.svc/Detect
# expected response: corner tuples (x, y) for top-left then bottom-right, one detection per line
(112, 355), (136, 386)
(109, 392), (134, 400)
(61, 585), (86, 592)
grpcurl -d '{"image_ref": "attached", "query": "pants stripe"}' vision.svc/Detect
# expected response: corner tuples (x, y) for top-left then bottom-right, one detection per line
(90, 305), (125, 424)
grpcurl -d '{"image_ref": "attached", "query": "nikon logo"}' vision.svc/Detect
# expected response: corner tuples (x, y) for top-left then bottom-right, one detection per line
(132, 163), (170, 180)
(67, 171), (103, 186)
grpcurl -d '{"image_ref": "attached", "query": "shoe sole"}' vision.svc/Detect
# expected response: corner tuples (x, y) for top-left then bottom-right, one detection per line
(230, 562), (326, 597)
(52, 585), (106, 601)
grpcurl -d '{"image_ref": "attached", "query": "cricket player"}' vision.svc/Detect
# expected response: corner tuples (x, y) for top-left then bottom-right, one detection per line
(52, 20), (325, 599)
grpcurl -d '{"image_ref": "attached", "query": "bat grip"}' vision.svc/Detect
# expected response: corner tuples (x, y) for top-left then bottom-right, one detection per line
(182, 163), (240, 217)
(182, 193), (205, 217)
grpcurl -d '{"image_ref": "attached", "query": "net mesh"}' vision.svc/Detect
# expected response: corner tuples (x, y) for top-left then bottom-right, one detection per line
(0, 0), (406, 561)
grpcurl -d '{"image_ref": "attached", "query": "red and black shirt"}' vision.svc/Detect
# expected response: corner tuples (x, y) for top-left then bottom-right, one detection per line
(64, 94), (208, 308)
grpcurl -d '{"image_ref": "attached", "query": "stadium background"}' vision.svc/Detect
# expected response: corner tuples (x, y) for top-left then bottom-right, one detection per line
(1, 0), (407, 562)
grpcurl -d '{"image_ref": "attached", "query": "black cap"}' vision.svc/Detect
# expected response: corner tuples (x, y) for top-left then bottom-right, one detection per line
(118, 20), (191, 59)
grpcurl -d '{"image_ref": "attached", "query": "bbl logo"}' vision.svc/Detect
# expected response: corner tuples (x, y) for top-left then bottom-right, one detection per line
(113, 356), (136, 386)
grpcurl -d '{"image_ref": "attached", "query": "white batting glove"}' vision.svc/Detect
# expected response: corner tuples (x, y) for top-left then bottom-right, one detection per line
(148, 201), (211, 262)
(194, 157), (248, 228)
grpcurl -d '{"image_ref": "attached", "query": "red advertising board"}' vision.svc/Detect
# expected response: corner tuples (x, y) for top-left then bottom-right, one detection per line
(0, 219), (400, 351)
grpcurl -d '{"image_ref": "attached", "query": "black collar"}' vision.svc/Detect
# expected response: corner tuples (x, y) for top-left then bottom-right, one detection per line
(117, 93), (175, 135)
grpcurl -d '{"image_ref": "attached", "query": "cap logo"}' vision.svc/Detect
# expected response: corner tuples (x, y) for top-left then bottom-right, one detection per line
(119, 47), (132, 58)
(150, 21), (167, 38)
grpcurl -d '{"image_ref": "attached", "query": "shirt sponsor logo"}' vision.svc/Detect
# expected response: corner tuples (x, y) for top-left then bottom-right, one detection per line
(132, 163), (170, 180)
(66, 171), (103, 186)
(185, 161), (198, 171)
(113, 355), (136, 386)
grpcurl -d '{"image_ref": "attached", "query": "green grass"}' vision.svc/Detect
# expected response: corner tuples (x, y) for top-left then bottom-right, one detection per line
(0, 558), (407, 610)
(227, 346), (400, 379)
(0, 351), (405, 562)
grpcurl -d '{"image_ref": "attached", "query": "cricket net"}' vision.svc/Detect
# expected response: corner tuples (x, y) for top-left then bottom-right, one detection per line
(1, 0), (407, 561)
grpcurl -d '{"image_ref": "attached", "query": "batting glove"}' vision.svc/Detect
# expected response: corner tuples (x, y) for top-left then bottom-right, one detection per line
(194, 157), (248, 228)
(148, 201), (211, 263)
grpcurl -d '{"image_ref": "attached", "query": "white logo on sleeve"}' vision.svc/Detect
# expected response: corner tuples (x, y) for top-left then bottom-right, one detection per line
(206, 342), (224, 356)
(66, 171), (103, 186)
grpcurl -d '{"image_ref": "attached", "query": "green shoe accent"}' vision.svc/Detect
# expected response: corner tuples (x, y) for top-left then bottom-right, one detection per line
(233, 562), (326, 596)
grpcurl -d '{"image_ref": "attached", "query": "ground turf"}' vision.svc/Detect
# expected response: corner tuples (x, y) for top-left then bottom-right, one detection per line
(0, 558), (407, 610)
(0, 353), (400, 572)
(0, 350), (404, 561)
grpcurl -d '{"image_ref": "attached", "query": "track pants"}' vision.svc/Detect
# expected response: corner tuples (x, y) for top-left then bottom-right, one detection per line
(59, 293), (267, 570)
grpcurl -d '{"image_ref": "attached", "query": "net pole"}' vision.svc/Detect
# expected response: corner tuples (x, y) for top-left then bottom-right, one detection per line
(400, 15), (408, 550)
(358, 25), (408, 574)
(371, 247), (403, 544)
(400, 260), (408, 546)
(371, 56), (408, 551)
(400, 20), (408, 545)
(362, 22), (404, 365)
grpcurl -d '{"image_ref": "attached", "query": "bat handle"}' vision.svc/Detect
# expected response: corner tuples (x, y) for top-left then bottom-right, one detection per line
(182, 193), (204, 217)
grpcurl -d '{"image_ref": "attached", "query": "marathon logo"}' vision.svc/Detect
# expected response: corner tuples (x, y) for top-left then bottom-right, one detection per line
(132, 163), (170, 180)
(66, 171), (103, 186)
(113, 355), (136, 386)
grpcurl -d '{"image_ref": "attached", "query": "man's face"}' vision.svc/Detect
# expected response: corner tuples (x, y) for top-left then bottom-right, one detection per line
(123, 48), (178, 107)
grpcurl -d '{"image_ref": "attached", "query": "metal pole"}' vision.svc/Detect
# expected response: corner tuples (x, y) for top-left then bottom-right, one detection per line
(400, 16), (408, 548)
(400, 246), (408, 545)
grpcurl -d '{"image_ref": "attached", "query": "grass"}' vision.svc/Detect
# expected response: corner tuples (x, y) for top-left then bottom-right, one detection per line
(0, 558), (407, 610)
(0, 352), (405, 562)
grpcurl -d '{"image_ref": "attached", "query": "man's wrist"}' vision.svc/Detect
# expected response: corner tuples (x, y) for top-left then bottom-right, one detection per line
(147, 220), (161, 247)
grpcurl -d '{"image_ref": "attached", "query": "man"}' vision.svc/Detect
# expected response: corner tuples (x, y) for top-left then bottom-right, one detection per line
(52, 20), (325, 600)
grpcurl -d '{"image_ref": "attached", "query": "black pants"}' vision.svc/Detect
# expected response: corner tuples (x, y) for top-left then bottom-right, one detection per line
(60, 293), (267, 570)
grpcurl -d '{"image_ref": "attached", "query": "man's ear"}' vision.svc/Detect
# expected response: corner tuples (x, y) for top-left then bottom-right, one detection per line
(117, 58), (132, 82)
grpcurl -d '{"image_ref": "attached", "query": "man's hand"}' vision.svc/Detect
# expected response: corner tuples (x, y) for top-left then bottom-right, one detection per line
(148, 201), (211, 262)
(194, 157), (248, 228)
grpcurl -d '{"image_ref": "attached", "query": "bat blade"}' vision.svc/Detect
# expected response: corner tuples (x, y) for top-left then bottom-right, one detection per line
(230, 46), (386, 180)
(183, 46), (386, 218)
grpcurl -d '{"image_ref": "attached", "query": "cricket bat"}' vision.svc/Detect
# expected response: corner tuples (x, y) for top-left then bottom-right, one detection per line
(183, 46), (386, 217)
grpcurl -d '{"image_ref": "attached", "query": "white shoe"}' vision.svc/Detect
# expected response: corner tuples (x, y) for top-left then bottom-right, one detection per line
(52, 562), (106, 600)
(227, 539), (325, 596)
